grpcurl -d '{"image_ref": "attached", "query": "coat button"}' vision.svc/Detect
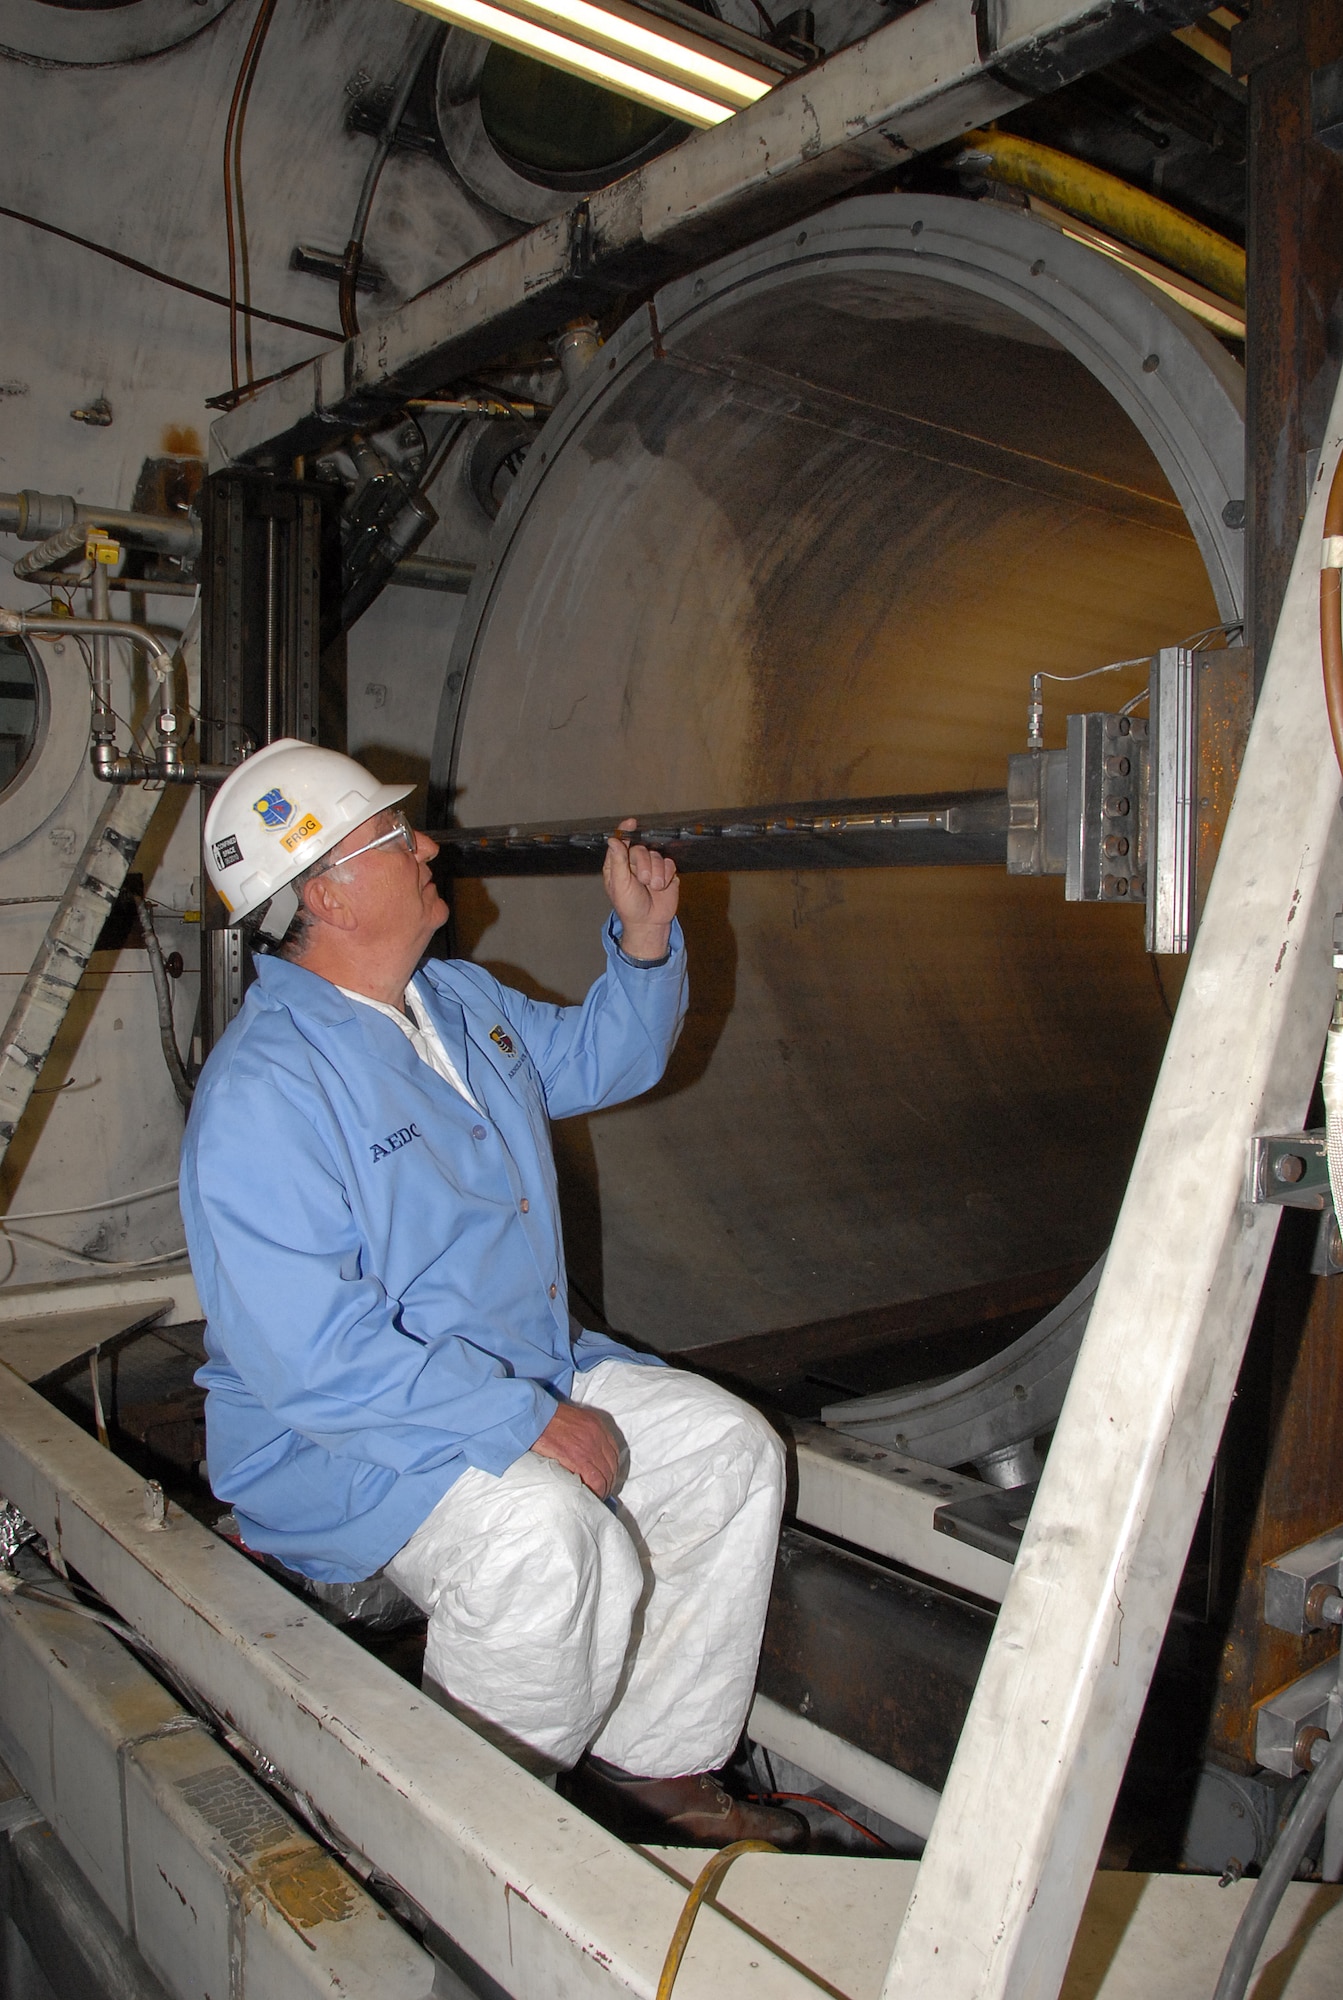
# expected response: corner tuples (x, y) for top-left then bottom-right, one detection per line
(471, 1124), (487, 1140)
(520, 1198), (530, 1213)
(548, 1283), (558, 1299)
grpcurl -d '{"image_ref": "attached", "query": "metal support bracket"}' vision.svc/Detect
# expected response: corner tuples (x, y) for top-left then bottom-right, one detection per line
(1262, 1524), (1343, 1635)
(1247, 1129), (1332, 1209)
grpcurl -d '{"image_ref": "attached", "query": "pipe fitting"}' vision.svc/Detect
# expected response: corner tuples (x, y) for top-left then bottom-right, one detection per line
(1294, 1725), (1330, 1774)
(0, 489), (199, 559)
(553, 319), (603, 396)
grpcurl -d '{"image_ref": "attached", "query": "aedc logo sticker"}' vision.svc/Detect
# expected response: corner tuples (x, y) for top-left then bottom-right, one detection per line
(253, 788), (294, 829)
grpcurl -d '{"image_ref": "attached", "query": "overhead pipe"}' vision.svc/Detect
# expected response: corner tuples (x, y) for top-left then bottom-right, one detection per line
(955, 129), (1246, 308)
(3, 486), (470, 596)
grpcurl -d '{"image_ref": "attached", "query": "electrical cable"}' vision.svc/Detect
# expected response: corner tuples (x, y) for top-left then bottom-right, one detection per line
(133, 891), (195, 1110)
(1, 1182), (178, 1222)
(0, 202), (338, 343)
(1321, 451), (1343, 778)
(655, 1840), (778, 2000)
(1212, 1731), (1343, 2000)
(223, 0), (281, 392)
(338, 16), (440, 339)
(749, 1789), (889, 1848)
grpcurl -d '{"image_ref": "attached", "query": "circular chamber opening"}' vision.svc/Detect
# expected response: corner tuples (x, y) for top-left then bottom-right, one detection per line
(0, 637), (42, 798)
(437, 195), (1244, 1362)
(477, 45), (680, 186)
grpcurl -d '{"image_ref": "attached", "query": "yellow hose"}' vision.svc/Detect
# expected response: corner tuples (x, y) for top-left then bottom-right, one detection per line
(958, 129), (1246, 309)
(655, 1839), (777, 1999)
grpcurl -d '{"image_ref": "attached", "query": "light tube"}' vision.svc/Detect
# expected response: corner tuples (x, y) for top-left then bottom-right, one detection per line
(400, 0), (774, 126)
(504, 0), (776, 103)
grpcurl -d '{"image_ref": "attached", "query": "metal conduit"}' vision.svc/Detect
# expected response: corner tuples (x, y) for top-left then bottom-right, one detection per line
(432, 192), (1245, 1366)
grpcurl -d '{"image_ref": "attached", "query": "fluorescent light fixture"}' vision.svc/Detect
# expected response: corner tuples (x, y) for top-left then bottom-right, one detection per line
(400, 0), (779, 127)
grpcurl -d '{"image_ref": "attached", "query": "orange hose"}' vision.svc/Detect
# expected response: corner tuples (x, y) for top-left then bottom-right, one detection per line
(1323, 453), (1343, 776)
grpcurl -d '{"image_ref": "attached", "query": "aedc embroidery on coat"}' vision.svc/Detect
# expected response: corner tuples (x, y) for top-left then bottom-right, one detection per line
(370, 1123), (422, 1162)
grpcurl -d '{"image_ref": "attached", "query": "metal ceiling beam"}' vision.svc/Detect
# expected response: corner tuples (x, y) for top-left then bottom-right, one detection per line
(211, 0), (1216, 470)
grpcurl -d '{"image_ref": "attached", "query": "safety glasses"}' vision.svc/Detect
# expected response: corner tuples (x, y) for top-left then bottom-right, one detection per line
(323, 808), (418, 872)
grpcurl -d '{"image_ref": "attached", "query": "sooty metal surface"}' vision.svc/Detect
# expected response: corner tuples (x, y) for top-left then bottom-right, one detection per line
(757, 1527), (994, 1792)
(434, 193), (1244, 1351)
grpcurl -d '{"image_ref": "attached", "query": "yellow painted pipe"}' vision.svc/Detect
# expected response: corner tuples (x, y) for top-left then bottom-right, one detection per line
(958, 128), (1246, 309)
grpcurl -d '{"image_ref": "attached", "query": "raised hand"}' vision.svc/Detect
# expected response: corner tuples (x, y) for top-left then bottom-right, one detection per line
(603, 817), (679, 962)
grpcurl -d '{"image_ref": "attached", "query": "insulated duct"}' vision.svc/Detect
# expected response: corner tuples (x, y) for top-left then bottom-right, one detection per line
(432, 193), (1244, 1355)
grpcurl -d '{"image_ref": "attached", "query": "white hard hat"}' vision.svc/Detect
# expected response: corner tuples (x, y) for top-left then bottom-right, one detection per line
(204, 739), (413, 924)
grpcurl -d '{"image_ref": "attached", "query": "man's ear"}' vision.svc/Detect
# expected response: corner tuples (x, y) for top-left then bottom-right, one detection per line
(302, 869), (358, 934)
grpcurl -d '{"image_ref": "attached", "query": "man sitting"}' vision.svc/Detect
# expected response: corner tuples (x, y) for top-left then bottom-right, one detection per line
(182, 740), (802, 1846)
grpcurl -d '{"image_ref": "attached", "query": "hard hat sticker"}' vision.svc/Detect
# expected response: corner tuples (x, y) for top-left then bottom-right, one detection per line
(212, 834), (243, 870)
(280, 813), (323, 855)
(253, 788), (295, 828)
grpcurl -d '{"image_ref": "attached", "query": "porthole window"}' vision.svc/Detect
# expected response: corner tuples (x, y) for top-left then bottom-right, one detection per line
(436, 27), (689, 224)
(0, 637), (41, 799)
(477, 45), (680, 189)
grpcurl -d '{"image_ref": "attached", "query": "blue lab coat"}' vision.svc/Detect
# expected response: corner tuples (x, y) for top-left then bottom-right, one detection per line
(180, 919), (686, 1581)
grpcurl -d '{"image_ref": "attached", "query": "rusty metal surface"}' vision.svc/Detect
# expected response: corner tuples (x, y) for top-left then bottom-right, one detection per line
(1193, 645), (1254, 937)
(1206, 1218), (1343, 1772)
(1237, 0), (1343, 686)
(757, 1527), (994, 1792)
(438, 196), (1234, 1349)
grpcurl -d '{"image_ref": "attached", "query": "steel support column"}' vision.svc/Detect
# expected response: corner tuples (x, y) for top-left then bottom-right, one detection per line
(1237, 0), (1343, 687)
(880, 365), (1343, 1996)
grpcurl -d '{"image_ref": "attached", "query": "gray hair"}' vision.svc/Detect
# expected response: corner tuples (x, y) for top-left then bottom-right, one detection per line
(244, 850), (353, 960)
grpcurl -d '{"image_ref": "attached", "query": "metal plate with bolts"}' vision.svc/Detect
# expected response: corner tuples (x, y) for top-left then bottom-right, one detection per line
(1254, 1656), (1341, 1780)
(1262, 1525), (1343, 1635)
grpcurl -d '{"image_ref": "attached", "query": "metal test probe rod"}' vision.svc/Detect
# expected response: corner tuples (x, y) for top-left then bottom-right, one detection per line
(434, 790), (1010, 875)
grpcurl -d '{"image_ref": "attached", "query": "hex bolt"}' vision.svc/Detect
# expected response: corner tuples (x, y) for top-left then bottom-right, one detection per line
(1102, 835), (1130, 858)
(1106, 757), (1131, 777)
(1303, 1581), (1343, 1628)
(1294, 1724), (1331, 1773)
(1103, 797), (1131, 817)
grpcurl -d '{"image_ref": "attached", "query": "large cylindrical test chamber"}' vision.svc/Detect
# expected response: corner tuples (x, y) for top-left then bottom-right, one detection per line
(432, 193), (1245, 1375)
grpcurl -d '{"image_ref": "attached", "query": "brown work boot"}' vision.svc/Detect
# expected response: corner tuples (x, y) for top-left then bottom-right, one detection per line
(577, 1760), (808, 1848)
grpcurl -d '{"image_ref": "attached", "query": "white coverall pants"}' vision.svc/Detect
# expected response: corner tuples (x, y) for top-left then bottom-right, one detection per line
(384, 1360), (785, 1778)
